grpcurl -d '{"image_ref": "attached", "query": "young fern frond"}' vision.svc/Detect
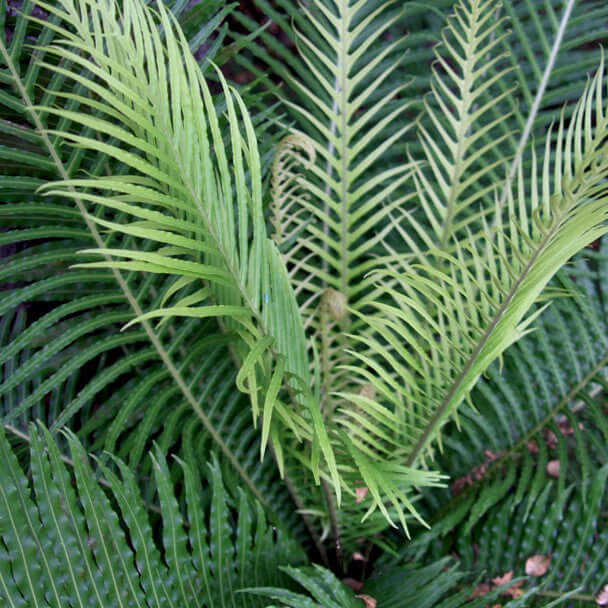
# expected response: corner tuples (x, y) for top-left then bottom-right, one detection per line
(411, 0), (515, 251)
(270, 0), (416, 400)
(347, 55), (608, 503)
(271, 133), (317, 251)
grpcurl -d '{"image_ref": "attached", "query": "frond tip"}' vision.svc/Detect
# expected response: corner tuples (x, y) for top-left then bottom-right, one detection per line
(412, 0), (515, 251)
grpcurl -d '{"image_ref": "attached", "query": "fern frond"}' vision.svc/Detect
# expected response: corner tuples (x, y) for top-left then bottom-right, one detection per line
(249, 557), (508, 607)
(0, 1), (305, 531)
(0, 423), (306, 607)
(345, 53), (608, 524)
(412, 0), (515, 250)
(408, 241), (608, 543)
(265, 0), (417, 411)
(426, 465), (608, 606)
(278, 0), (415, 293)
(26, 0), (345, 495)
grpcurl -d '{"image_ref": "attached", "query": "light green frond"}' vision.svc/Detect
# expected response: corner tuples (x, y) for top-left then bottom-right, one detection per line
(262, 3), (419, 528)
(26, 0), (346, 491)
(412, 0), (515, 251)
(276, 0), (414, 299)
(0, 0), (303, 534)
(412, 238), (608, 549)
(268, 0), (416, 397)
(344, 55), (608, 520)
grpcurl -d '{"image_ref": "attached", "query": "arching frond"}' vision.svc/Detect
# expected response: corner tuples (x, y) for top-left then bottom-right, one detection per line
(249, 557), (508, 607)
(345, 55), (608, 522)
(438, 255), (608, 489)
(0, 0), (303, 533)
(27, 0), (343, 496)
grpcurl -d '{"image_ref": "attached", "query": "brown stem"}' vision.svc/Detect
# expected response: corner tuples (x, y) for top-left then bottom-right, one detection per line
(322, 477), (344, 574)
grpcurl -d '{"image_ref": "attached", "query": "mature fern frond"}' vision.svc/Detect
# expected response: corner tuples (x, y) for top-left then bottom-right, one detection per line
(465, 0), (608, 211)
(500, 0), (608, 148)
(416, 465), (608, 607)
(0, 423), (306, 607)
(345, 51), (608, 526)
(249, 556), (509, 607)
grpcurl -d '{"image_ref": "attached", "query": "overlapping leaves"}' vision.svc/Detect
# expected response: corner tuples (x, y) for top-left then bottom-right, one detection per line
(28, 0), (342, 497)
(343, 24), (608, 526)
(0, 0), (302, 531)
(0, 423), (305, 607)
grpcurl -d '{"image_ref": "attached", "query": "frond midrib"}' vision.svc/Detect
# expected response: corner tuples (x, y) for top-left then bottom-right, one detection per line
(406, 205), (588, 467)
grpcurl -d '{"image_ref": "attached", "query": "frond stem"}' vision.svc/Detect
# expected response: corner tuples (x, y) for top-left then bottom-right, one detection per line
(439, 5), (476, 249)
(321, 477), (344, 574)
(494, 0), (576, 226)
(495, 350), (608, 468)
(270, 444), (330, 567)
(536, 590), (596, 602)
(338, 0), (350, 297)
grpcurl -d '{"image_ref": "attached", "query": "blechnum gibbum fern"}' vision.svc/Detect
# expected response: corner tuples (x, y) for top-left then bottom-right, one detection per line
(1, 0), (608, 598)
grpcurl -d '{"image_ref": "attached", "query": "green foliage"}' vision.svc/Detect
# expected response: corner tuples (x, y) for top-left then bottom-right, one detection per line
(0, 423), (305, 607)
(2, 0), (608, 605)
(0, 0), (302, 534)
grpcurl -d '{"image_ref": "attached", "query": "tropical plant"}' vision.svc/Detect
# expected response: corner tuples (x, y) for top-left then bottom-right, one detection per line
(1, 0), (608, 605)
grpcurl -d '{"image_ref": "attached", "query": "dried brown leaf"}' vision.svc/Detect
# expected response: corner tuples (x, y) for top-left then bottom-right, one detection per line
(355, 487), (368, 503)
(343, 578), (363, 592)
(527, 440), (539, 454)
(547, 460), (561, 478)
(545, 430), (558, 449)
(525, 553), (552, 576)
(484, 449), (499, 461)
(355, 594), (377, 608)
(504, 586), (524, 599)
(492, 571), (513, 586)
(469, 583), (491, 598)
(596, 584), (608, 606)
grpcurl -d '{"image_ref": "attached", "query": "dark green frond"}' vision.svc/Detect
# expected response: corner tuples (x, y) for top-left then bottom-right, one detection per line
(0, 423), (306, 607)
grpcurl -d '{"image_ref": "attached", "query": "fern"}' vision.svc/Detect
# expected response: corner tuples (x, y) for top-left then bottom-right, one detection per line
(1, 0), (608, 601)
(0, 423), (306, 607)
(0, 0), (304, 535)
